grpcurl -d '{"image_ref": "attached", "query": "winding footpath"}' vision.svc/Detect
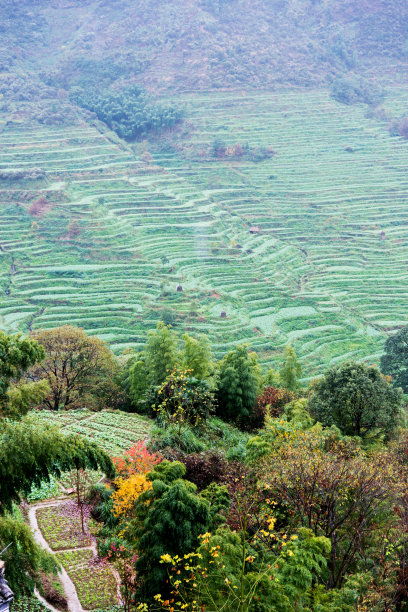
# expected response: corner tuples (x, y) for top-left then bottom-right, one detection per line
(28, 500), (84, 612)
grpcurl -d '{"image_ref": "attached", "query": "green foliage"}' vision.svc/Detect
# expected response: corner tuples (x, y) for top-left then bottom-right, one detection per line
(6, 380), (50, 419)
(182, 333), (212, 380)
(216, 344), (259, 426)
(283, 398), (314, 429)
(279, 346), (302, 391)
(381, 325), (408, 392)
(28, 325), (119, 411)
(330, 75), (385, 106)
(200, 482), (230, 529)
(71, 85), (183, 141)
(0, 417), (114, 514)
(150, 423), (206, 454)
(145, 322), (179, 386)
(0, 331), (46, 418)
(152, 369), (215, 427)
(309, 361), (402, 440)
(129, 461), (211, 598)
(128, 355), (149, 407)
(0, 509), (58, 597)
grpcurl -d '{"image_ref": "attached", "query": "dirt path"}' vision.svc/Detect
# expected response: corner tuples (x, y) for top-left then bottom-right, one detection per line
(28, 498), (122, 612)
(28, 502), (85, 612)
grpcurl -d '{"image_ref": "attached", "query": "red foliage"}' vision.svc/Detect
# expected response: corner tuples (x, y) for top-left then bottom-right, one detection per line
(249, 386), (295, 429)
(112, 441), (162, 478)
(28, 196), (51, 216)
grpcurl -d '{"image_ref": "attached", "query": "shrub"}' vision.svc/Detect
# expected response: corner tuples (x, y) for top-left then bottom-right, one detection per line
(152, 369), (215, 426)
(251, 386), (295, 429)
(331, 75), (384, 106)
(112, 441), (161, 479)
(398, 117), (408, 139)
(180, 450), (228, 490)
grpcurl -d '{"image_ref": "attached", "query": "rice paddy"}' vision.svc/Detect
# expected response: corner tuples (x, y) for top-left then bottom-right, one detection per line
(1, 87), (408, 376)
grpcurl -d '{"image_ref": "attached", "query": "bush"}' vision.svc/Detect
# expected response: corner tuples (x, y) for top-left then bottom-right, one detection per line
(180, 450), (228, 491)
(149, 424), (206, 454)
(331, 75), (385, 106)
(250, 386), (295, 429)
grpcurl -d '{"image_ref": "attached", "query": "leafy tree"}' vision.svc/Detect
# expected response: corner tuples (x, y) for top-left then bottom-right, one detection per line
(258, 435), (402, 589)
(216, 344), (259, 426)
(27, 325), (118, 410)
(381, 325), (408, 392)
(0, 418), (114, 595)
(112, 474), (152, 521)
(309, 361), (402, 440)
(279, 345), (302, 391)
(129, 461), (210, 599)
(0, 417), (114, 513)
(0, 511), (58, 597)
(128, 354), (149, 407)
(251, 385), (295, 429)
(112, 441), (162, 479)
(0, 331), (49, 418)
(144, 322), (179, 386)
(182, 333), (212, 380)
(71, 85), (183, 141)
(153, 368), (215, 427)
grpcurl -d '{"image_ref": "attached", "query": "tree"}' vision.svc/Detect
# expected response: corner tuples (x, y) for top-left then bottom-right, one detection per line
(152, 368), (215, 427)
(309, 361), (402, 440)
(0, 331), (48, 418)
(128, 355), (149, 407)
(216, 344), (259, 426)
(0, 417), (114, 514)
(182, 333), (212, 380)
(381, 326), (408, 392)
(129, 461), (210, 599)
(0, 513), (58, 597)
(279, 345), (302, 391)
(27, 325), (118, 410)
(0, 417), (114, 594)
(144, 322), (178, 386)
(258, 438), (402, 589)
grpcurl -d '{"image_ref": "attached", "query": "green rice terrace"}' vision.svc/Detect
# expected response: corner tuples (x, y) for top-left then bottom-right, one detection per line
(1, 87), (408, 377)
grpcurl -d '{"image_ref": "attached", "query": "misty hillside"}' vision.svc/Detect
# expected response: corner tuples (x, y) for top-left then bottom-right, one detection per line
(1, 0), (407, 105)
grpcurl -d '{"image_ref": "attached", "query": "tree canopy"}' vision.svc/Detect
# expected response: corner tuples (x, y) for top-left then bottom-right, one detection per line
(381, 325), (408, 392)
(309, 361), (402, 440)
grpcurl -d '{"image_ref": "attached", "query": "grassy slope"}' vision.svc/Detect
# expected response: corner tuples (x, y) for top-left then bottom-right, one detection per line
(1, 88), (408, 375)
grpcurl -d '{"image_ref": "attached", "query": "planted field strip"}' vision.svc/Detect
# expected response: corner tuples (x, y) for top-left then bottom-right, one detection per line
(1, 88), (408, 374)
(36, 502), (92, 550)
(57, 549), (118, 610)
(31, 409), (153, 456)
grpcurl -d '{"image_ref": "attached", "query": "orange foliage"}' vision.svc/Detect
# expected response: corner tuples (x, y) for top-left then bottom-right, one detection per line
(112, 441), (162, 479)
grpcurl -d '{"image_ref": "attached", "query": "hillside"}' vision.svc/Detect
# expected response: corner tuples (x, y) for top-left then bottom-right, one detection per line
(1, 0), (408, 376)
(1, 0), (408, 106)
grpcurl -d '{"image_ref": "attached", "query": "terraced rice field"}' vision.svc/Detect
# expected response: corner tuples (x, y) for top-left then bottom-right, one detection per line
(32, 409), (153, 455)
(1, 88), (408, 376)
